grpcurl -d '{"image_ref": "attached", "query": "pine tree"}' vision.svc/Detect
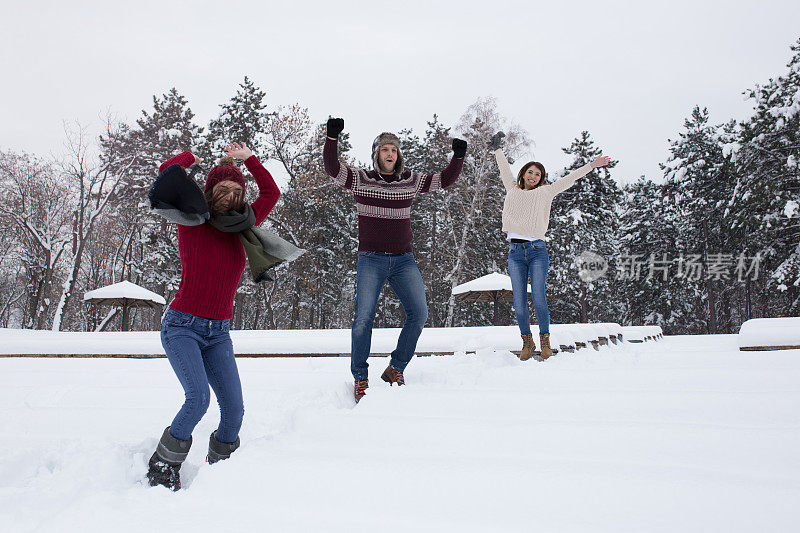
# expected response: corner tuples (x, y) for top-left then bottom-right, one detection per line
(733, 38), (800, 315)
(661, 106), (739, 332)
(618, 177), (690, 331)
(201, 76), (272, 162)
(548, 131), (621, 324)
(267, 112), (357, 329)
(102, 88), (203, 328)
(198, 78), (275, 328)
(401, 115), (453, 326)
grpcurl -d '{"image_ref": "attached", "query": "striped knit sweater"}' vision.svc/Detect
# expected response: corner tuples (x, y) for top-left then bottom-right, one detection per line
(495, 149), (594, 241)
(324, 137), (463, 253)
(159, 151), (280, 320)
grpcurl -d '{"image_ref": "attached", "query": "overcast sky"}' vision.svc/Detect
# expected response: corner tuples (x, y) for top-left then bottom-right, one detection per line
(1, 0), (799, 186)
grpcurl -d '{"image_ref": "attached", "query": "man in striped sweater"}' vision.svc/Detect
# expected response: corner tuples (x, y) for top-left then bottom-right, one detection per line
(324, 118), (467, 402)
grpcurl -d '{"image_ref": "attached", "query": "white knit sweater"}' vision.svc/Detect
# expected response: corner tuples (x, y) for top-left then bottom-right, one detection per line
(495, 149), (593, 240)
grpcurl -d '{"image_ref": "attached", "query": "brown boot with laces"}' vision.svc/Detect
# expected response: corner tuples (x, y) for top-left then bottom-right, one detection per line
(381, 365), (405, 386)
(354, 379), (368, 403)
(540, 333), (553, 360)
(519, 334), (535, 361)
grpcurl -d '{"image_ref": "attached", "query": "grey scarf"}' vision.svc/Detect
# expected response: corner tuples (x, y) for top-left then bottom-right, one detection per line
(209, 205), (304, 283)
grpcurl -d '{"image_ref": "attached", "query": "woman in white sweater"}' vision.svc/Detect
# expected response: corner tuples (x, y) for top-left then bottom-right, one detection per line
(487, 132), (611, 360)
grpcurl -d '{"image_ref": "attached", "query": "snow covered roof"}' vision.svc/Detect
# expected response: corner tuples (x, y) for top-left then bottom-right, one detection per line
(452, 272), (530, 295)
(452, 272), (531, 303)
(83, 280), (166, 307)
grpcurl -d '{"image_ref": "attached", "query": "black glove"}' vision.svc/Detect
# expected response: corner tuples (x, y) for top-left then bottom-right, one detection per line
(487, 131), (505, 151)
(452, 138), (467, 159)
(326, 118), (344, 139)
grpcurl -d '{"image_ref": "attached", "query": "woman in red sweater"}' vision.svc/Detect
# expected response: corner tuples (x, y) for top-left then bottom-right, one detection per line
(146, 142), (280, 491)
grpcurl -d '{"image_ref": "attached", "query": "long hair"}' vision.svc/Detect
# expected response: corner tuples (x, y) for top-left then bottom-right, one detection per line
(516, 161), (547, 190)
(205, 185), (245, 217)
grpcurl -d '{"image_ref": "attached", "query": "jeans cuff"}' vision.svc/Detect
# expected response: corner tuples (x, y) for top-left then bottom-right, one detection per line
(388, 360), (407, 372)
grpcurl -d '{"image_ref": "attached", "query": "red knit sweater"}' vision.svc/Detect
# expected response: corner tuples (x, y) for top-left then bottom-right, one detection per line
(159, 151), (280, 320)
(323, 138), (463, 253)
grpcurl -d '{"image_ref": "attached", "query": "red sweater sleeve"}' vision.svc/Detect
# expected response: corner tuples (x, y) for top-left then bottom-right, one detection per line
(323, 137), (356, 190)
(159, 151), (196, 173)
(417, 156), (464, 193)
(245, 155), (280, 226)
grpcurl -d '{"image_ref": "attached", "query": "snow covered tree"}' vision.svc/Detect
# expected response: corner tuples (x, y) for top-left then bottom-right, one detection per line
(547, 131), (621, 324)
(201, 76), (272, 162)
(661, 106), (740, 333)
(732, 38), (800, 315)
(267, 113), (357, 329)
(102, 88), (204, 329)
(440, 97), (531, 327)
(199, 78), (275, 329)
(0, 151), (71, 328)
(400, 115), (453, 326)
(51, 121), (136, 331)
(618, 177), (691, 332)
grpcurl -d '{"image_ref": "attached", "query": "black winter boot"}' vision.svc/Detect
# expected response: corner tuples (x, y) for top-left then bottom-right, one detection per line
(147, 427), (192, 491)
(207, 430), (241, 465)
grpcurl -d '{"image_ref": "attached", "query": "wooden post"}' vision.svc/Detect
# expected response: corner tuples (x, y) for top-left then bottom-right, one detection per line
(121, 298), (128, 332)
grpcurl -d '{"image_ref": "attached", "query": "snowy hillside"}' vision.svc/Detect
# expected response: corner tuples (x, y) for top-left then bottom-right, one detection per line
(1, 334), (798, 532)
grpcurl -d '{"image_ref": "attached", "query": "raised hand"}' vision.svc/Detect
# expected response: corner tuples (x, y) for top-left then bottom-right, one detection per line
(326, 118), (345, 139)
(224, 142), (253, 160)
(590, 154), (612, 168)
(486, 131), (505, 151)
(452, 138), (467, 159)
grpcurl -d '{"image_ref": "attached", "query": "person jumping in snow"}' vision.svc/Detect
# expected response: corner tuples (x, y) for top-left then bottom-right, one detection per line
(487, 132), (610, 361)
(324, 118), (466, 402)
(146, 142), (280, 491)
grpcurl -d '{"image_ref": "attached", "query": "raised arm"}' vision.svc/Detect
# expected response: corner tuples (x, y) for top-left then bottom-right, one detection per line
(547, 154), (612, 197)
(224, 143), (280, 226)
(323, 118), (360, 190)
(487, 132), (515, 191)
(159, 151), (200, 173)
(417, 139), (467, 193)
(494, 150), (516, 191)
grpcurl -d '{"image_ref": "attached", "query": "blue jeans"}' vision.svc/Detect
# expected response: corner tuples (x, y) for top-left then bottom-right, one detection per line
(508, 240), (550, 335)
(351, 251), (428, 380)
(160, 308), (244, 443)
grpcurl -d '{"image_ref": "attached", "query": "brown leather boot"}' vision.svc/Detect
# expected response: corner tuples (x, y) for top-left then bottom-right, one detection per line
(519, 334), (535, 361)
(381, 365), (405, 386)
(540, 333), (553, 359)
(354, 379), (368, 403)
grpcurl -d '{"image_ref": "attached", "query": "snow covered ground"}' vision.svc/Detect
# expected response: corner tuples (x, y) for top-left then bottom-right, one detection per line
(0, 323), (625, 356)
(1, 333), (798, 532)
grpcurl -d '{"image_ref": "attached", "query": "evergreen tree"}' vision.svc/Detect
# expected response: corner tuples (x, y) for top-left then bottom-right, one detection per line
(267, 113), (357, 329)
(661, 106), (739, 332)
(733, 38), (800, 315)
(548, 131), (621, 324)
(102, 88), (203, 328)
(199, 78), (275, 328)
(401, 115), (453, 327)
(618, 177), (690, 332)
(201, 76), (272, 163)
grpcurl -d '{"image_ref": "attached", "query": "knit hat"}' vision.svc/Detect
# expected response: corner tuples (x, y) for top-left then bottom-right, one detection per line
(371, 132), (404, 176)
(204, 156), (246, 192)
